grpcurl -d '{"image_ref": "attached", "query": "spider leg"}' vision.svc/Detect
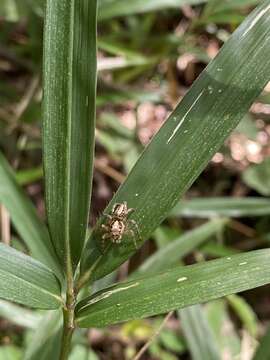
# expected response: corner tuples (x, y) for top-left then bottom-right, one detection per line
(101, 224), (109, 230)
(104, 213), (112, 220)
(126, 218), (141, 249)
(130, 219), (141, 238)
(114, 234), (122, 244)
(101, 232), (111, 252)
(127, 207), (135, 216)
(102, 232), (111, 239)
(112, 203), (121, 212)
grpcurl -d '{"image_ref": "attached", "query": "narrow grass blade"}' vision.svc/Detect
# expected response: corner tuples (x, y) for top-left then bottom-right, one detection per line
(15, 166), (43, 185)
(170, 197), (270, 218)
(23, 310), (62, 360)
(253, 324), (270, 360)
(135, 218), (228, 276)
(227, 294), (258, 337)
(206, 300), (241, 356)
(69, 345), (99, 360)
(0, 346), (21, 360)
(0, 244), (62, 309)
(76, 249), (270, 327)
(81, 0), (270, 282)
(0, 152), (61, 279)
(243, 158), (270, 196)
(98, 0), (207, 20)
(43, 0), (97, 269)
(0, 300), (42, 329)
(180, 305), (220, 360)
(210, 0), (260, 13)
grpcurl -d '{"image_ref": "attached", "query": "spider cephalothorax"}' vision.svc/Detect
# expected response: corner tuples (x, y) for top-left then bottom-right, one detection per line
(101, 201), (140, 250)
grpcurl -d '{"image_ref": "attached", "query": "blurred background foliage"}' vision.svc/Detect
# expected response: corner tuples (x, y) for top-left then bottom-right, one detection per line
(0, 0), (270, 359)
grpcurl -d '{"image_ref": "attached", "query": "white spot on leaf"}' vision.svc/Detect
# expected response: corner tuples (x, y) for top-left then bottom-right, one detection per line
(167, 90), (204, 144)
(177, 276), (188, 282)
(243, 4), (270, 37)
(80, 282), (140, 310)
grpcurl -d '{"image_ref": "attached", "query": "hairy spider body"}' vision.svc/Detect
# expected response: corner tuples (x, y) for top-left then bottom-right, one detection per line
(101, 201), (140, 250)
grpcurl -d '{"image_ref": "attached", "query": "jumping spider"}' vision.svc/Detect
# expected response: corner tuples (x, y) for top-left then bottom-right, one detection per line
(101, 201), (140, 250)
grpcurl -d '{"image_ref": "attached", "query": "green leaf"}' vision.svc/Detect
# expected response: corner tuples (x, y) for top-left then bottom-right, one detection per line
(0, 300), (42, 329)
(236, 115), (258, 140)
(69, 345), (99, 360)
(0, 346), (22, 360)
(76, 248), (270, 327)
(24, 310), (62, 360)
(0, 152), (62, 280)
(135, 218), (228, 276)
(180, 305), (220, 360)
(98, 0), (207, 20)
(227, 294), (258, 337)
(159, 329), (185, 353)
(42, 0), (97, 269)
(201, 243), (238, 258)
(243, 158), (270, 196)
(0, 0), (20, 21)
(211, 0), (260, 13)
(0, 244), (62, 309)
(15, 166), (43, 185)
(253, 324), (270, 360)
(81, 0), (270, 282)
(170, 197), (270, 218)
(206, 300), (241, 356)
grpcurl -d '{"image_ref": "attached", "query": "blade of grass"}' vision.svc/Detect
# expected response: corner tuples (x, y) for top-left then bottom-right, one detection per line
(134, 218), (228, 276)
(80, 0), (270, 284)
(252, 324), (270, 360)
(180, 305), (220, 360)
(0, 152), (62, 280)
(0, 346), (21, 360)
(242, 158), (270, 196)
(137, 221), (224, 359)
(23, 310), (62, 360)
(212, 0), (260, 13)
(206, 300), (241, 356)
(170, 197), (270, 218)
(0, 244), (62, 309)
(15, 166), (43, 185)
(0, 300), (42, 329)
(76, 249), (270, 327)
(227, 294), (258, 337)
(140, 220), (224, 359)
(42, 0), (97, 271)
(98, 0), (207, 20)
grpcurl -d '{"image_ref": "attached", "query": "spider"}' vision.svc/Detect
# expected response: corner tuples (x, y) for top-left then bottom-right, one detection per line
(101, 201), (140, 250)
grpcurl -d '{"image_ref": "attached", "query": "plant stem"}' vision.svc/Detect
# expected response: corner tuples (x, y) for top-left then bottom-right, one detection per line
(59, 253), (76, 359)
(60, 304), (75, 360)
(75, 255), (103, 293)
